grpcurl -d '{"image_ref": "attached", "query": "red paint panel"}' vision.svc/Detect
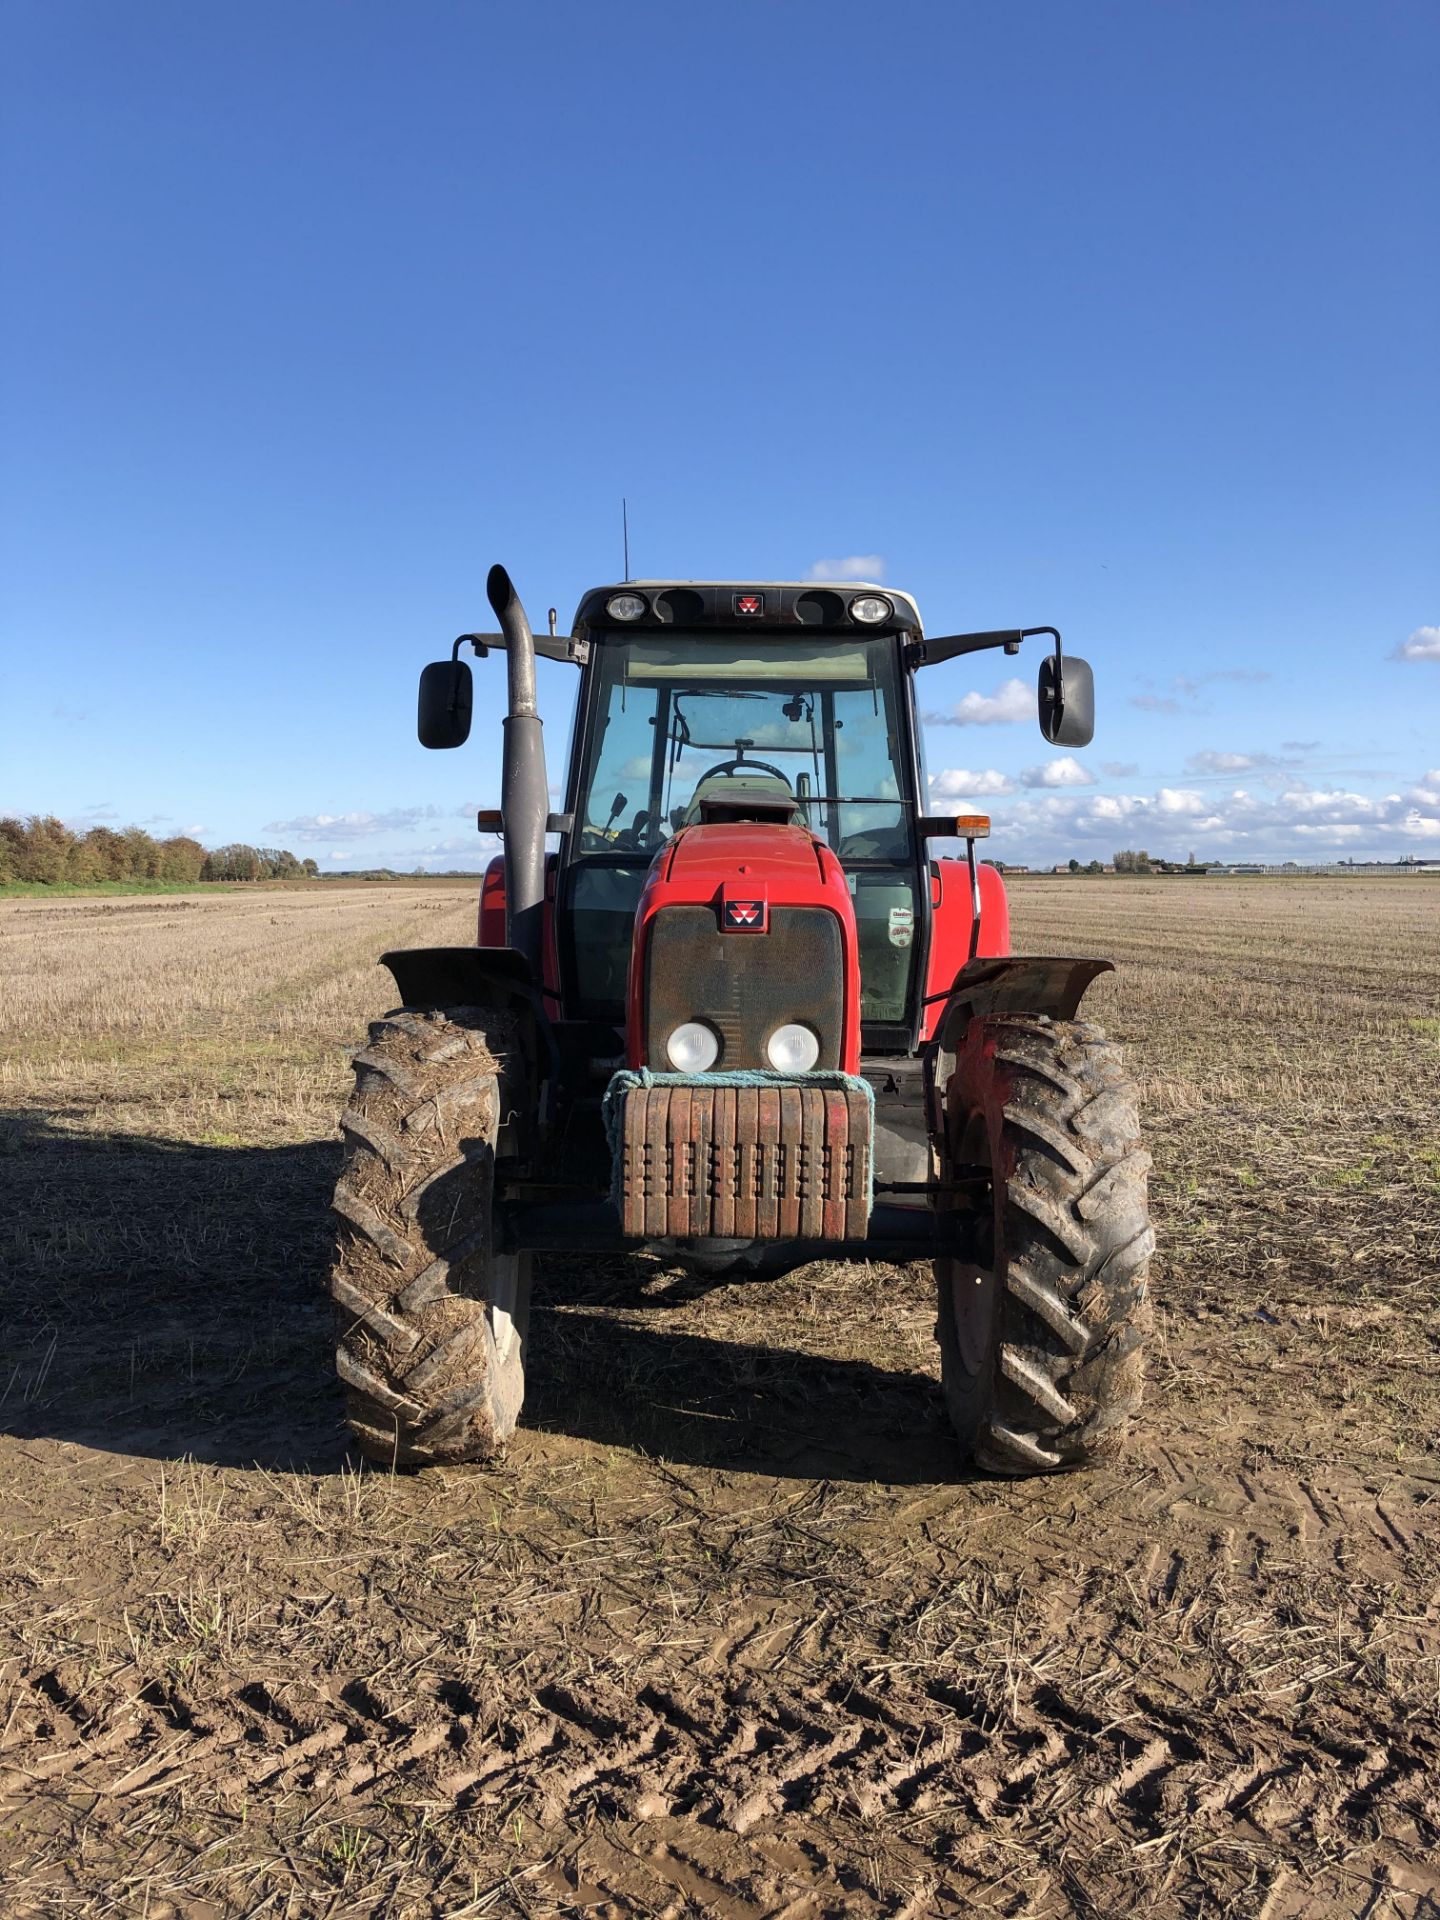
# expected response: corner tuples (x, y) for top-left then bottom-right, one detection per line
(921, 858), (1011, 1042)
(476, 852), (563, 1008)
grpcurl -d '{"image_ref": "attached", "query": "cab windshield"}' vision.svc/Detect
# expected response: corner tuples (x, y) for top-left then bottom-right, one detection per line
(576, 632), (912, 860)
(563, 631), (923, 1030)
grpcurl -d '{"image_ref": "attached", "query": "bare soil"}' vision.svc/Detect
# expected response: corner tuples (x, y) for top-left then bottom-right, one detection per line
(1, 879), (1437, 1918)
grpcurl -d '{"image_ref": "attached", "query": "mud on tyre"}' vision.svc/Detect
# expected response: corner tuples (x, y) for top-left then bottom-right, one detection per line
(937, 1014), (1153, 1474)
(329, 1005), (531, 1468)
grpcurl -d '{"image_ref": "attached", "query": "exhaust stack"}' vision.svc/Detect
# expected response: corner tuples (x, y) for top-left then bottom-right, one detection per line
(486, 564), (549, 982)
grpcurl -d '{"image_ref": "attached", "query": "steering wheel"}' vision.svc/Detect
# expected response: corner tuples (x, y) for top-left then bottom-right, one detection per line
(697, 758), (791, 783)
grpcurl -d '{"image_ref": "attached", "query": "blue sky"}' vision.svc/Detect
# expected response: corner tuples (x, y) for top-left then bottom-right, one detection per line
(3, 0), (1436, 868)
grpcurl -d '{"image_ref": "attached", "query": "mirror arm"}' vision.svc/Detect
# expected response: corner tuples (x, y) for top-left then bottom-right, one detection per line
(1026, 625), (1061, 664)
(455, 629), (590, 666)
(438, 635), (478, 732)
(906, 625), (1061, 669)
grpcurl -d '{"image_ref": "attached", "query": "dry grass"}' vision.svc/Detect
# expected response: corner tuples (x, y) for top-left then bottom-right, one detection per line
(0, 878), (1437, 1918)
(0, 885), (476, 1143)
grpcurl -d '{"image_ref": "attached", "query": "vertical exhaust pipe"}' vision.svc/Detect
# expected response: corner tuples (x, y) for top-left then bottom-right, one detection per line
(486, 564), (549, 981)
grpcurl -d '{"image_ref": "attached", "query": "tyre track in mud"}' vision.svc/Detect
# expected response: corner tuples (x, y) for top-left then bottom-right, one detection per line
(4, 1316), (1438, 1915)
(6, 1573), (1437, 1918)
(4, 1378), (1439, 1916)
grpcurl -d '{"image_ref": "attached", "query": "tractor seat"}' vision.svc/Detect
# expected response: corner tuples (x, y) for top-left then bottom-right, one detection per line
(682, 772), (804, 828)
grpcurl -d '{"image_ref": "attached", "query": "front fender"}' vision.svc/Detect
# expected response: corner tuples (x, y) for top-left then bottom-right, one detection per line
(929, 954), (1114, 1057)
(377, 945), (559, 1130)
(380, 944), (537, 1013)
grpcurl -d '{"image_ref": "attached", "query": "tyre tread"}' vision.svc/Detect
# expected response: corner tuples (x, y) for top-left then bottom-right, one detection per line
(939, 1015), (1153, 1474)
(328, 1004), (530, 1469)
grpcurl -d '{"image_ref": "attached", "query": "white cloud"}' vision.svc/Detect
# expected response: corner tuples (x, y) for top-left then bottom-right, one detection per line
(1020, 756), (1095, 789)
(414, 836), (479, 855)
(1185, 750), (1280, 774)
(1085, 793), (1149, 822)
(971, 767), (1440, 866)
(929, 768), (1017, 797)
(806, 555), (886, 582)
(264, 805), (453, 843)
(1391, 625), (1440, 663)
(1155, 787), (1208, 815)
(923, 677), (1032, 727)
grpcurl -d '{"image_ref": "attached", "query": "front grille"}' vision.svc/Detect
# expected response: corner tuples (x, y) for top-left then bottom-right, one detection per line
(644, 905), (843, 1070)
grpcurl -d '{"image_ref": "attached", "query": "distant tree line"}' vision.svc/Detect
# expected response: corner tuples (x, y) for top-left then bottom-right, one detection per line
(1112, 848), (1208, 874)
(0, 815), (318, 885)
(199, 843), (319, 882)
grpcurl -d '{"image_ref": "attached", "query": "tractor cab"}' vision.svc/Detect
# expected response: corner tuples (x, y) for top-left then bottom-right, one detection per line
(561, 589), (927, 1038)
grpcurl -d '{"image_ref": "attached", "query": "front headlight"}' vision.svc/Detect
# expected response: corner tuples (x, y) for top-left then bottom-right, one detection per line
(666, 1020), (720, 1072)
(765, 1023), (820, 1072)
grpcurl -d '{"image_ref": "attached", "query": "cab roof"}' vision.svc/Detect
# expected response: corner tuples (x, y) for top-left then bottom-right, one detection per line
(572, 580), (924, 637)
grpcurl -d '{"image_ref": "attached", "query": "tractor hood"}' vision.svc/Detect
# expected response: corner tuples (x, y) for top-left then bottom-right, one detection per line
(628, 821), (862, 1073)
(658, 821), (834, 904)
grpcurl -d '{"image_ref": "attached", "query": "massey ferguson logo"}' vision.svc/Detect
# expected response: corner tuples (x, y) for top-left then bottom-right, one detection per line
(724, 899), (766, 930)
(734, 593), (763, 616)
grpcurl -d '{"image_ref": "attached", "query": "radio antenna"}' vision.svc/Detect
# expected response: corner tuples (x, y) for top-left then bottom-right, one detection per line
(622, 498), (630, 581)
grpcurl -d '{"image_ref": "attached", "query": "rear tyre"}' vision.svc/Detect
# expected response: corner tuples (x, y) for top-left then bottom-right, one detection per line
(329, 1005), (531, 1468)
(936, 1015), (1153, 1474)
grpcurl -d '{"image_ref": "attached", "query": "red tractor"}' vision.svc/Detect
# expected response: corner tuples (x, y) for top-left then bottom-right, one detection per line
(329, 569), (1153, 1474)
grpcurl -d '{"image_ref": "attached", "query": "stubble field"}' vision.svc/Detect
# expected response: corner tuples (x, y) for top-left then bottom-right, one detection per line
(1, 876), (1437, 1919)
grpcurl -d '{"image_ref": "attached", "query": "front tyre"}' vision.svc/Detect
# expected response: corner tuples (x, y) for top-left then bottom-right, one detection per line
(936, 1015), (1153, 1474)
(329, 1006), (531, 1468)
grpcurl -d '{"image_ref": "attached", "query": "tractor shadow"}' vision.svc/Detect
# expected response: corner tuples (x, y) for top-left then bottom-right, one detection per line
(0, 1111), (956, 1484)
(527, 1258), (957, 1485)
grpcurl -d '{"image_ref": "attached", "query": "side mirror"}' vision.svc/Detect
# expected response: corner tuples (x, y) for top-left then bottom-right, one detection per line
(1038, 653), (1094, 747)
(418, 660), (473, 749)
